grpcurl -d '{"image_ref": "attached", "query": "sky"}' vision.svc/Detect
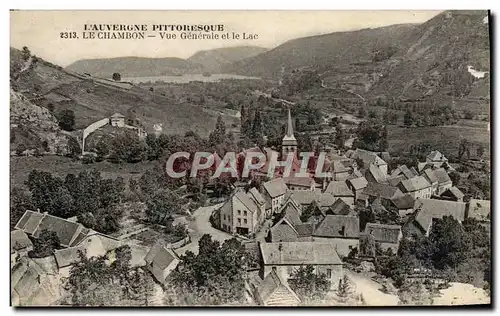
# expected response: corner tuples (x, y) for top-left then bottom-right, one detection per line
(10, 10), (442, 67)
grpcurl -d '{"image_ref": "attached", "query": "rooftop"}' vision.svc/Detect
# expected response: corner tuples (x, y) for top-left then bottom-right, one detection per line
(260, 242), (342, 265)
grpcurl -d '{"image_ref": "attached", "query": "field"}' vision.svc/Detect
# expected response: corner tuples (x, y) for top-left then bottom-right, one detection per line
(10, 155), (158, 189)
(388, 120), (490, 159)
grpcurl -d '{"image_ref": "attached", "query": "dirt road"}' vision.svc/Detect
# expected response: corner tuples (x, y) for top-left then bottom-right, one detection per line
(346, 271), (399, 306)
(175, 204), (232, 256)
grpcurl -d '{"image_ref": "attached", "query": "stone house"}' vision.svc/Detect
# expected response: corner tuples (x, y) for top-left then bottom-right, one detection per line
(422, 169), (439, 195)
(324, 180), (355, 206)
(397, 176), (432, 199)
(312, 215), (360, 258)
(219, 188), (266, 235)
(433, 168), (453, 195)
(405, 199), (466, 236)
(363, 223), (403, 254)
(144, 242), (181, 285)
(11, 230), (33, 265)
(263, 178), (288, 216)
(259, 241), (344, 289)
(346, 177), (368, 201)
(254, 269), (301, 306)
(440, 186), (465, 202)
(109, 113), (126, 127)
(345, 148), (388, 175)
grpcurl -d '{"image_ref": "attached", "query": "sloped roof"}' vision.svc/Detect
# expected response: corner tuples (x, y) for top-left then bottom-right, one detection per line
(391, 194), (415, 209)
(441, 186), (465, 200)
(399, 176), (431, 192)
(332, 160), (351, 174)
(313, 215), (359, 238)
(427, 150), (447, 162)
(256, 270), (301, 306)
(364, 223), (401, 244)
(423, 169), (438, 184)
(433, 168), (452, 184)
(283, 176), (313, 188)
(295, 223), (314, 237)
(347, 149), (387, 166)
(290, 190), (320, 206)
(281, 203), (302, 226)
(270, 217), (300, 241)
(263, 178), (288, 198)
(363, 182), (403, 200)
(15, 211), (86, 248)
(15, 211), (44, 235)
(329, 198), (353, 216)
(11, 230), (33, 253)
(110, 112), (125, 118)
(467, 199), (491, 221)
(366, 164), (387, 184)
(413, 199), (466, 233)
(317, 193), (337, 208)
(387, 175), (405, 187)
(144, 242), (179, 271)
(259, 242), (342, 265)
(249, 187), (266, 205)
(324, 181), (354, 197)
(234, 190), (259, 213)
(347, 177), (368, 190)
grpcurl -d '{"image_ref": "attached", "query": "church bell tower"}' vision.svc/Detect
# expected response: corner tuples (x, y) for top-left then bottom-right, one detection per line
(282, 108), (298, 157)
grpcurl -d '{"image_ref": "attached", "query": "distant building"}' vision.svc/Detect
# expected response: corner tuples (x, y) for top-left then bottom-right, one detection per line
(363, 223), (402, 254)
(439, 186), (465, 202)
(398, 176), (432, 199)
(282, 109), (298, 157)
(346, 177), (368, 201)
(11, 230), (33, 265)
(345, 149), (388, 175)
(263, 178), (288, 216)
(110, 113), (126, 127)
(312, 215), (360, 257)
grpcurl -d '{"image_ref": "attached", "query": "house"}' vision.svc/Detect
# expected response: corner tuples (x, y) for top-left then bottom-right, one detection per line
(268, 216), (314, 243)
(324, 180), (355, 206)
(440, 186), (465, 202)
(387, 174), (406, 187)
(406, 199), (466, 236)
(330, 160), (353, 181)
(346, 177), (368, 201)
(219, 189), (266, 235)
(254, 269), (301, 306)
(263, 178), (288, 216)
(327, 198), (355, 216)
(397, 176), (432, 199)
(110, 113), (126, 127)
(365, 164), (388, 184)
(422, 169), (439, 195)
(11, 257), (62, 306)
(15, 210), (91, 248)
(283, 176), (315, 191)
(11, 230), (34, 265)
(312, 215), (360, 257)
(259, 242), (343, 288)
(345, 148), (388, 175)
(433, 168), (453, 195)
(144, 242), (181, 285)
(390, 194), (416, 217)
(390, 165), (417, 180)
(466, 199), (491, 222)
(426, 150), (448, 167)
(363, 223), (402, 254)
(363, 182), (404, 205)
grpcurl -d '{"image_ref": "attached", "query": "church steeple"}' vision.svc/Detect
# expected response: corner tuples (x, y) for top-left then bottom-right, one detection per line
(282, 108), (298, 157)
(286, 108), (294, 137)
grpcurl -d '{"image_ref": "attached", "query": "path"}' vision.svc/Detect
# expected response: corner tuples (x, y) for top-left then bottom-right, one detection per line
(175, 203), (232, 256)
(345, 270), (399, 306)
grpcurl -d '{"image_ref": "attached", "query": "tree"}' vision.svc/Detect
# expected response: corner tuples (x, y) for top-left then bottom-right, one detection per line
(428, 216), (473, 269)
(10, 186), (34, 229)
(29, 230), (60, 258)
(448, 171), (461, 186)
(335, 125), (345, 149)
(398, 280), (432, 305)
(288, 265), (331, 302)
(209, 115), (226, 146)
(477, 144), (485, 158)
(109, 130), (147, 163)
(171, 235), (247, 305)
(403, 109), (413, 127)
(112, 73), (121, 81)
(22, 46), (31, 61)
(337, 274), (355, 302)
(251, 110), (263, 143)
(295, 118), (302, 132)
(145, 189), (182, 224)
(357, 107), (366, 118)
(57, 109), (75, 131)
(458, 139), (471, 161)
(300, 200), (321, 222)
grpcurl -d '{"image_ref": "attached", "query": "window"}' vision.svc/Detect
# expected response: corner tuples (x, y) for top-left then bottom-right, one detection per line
(327, 269), (332, 278)
(244, 219), (247, 224)
(237, 218), (241, 224)
(272, 267), (277, 273)
(244, 210), (247, 216)
(223, 214), (226, 220)
(237, 210), (241, 215)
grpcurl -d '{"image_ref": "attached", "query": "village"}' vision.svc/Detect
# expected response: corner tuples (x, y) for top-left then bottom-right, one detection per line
(10, 107), (491, 306)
